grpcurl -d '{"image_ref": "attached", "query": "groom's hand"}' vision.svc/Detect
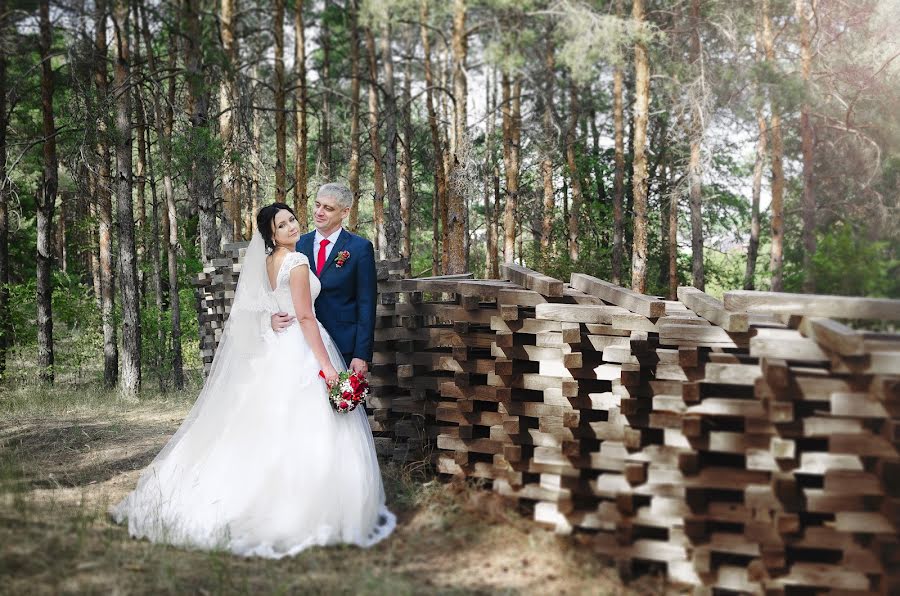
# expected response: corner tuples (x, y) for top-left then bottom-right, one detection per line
(349, 358), (368, 375)
(270, 312), (295, 332)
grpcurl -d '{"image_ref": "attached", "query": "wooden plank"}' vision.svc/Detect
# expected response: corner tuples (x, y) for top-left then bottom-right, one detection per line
(497, 288), (547, 306)
(570, 273), (666, 317)
(659, 324), (751, 349)
(703, 362), (761, 386)
(677, 286), (749, 332)
(500, 263), (565, 297)
(723, 289), (900, 321)
(831, 351), (900, 375)
(535, 303), (629, 324)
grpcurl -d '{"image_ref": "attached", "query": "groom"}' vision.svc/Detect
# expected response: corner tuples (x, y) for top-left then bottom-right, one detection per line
(271, 183), (376, 374)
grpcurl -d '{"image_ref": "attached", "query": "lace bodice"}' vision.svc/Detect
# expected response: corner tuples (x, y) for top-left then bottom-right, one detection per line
(270, 252), (319, 316)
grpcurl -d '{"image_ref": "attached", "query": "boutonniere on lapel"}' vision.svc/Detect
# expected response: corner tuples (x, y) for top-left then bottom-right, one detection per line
(334, 250), (351, 268)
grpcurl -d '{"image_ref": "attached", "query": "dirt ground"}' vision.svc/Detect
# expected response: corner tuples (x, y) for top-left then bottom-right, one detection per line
(0, 389), (672, 595)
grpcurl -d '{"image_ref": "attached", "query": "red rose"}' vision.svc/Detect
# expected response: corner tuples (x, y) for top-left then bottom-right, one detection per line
(339, 400), (349, 410)
(342, 390), (353, 400)
(350, 375), (361, 390)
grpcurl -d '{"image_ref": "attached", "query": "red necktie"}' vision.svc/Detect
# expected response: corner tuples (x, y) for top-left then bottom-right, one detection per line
(316, 239), (330, 276)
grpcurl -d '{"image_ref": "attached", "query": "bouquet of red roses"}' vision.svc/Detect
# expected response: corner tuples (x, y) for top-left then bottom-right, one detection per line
(318, 369), (369, 413)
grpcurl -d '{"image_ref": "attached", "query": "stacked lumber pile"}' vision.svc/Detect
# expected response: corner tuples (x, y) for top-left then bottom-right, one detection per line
(372, 268), (531, 466)
(196, 253), (900, 593)
(193, 241), (248, 376)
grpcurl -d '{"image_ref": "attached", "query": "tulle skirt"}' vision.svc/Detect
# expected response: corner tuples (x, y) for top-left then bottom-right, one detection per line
(110, 322), (396, 558)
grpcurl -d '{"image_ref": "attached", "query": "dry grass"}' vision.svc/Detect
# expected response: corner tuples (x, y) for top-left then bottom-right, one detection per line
(0, 384), (673, 595)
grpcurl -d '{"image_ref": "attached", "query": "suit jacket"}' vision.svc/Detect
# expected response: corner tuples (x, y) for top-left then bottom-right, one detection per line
(297, 229), (376, 362)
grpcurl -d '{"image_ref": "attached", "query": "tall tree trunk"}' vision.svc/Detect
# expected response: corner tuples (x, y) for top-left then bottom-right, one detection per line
(0, 0), (9, 378)
(380, 24), (401, 260)
(446, 0), (468, 273)
(220, 0), (240, 239)
(630, 0), (650, 293)
(88, 190), (101, 303)
(184, 0), (220, 262)
(318, 1), (332, 178)
(141, 1), (183, 388)
(365, 29), (385, 256)
(134, 64), (147, 298)
(501, 73), (521, 263)
(95, 0), (118, 387)
(114, 0), (141, 396)
(668, 164), (677, 299)
(763, 0), (784, 291)
(611, 0), (626, 286)
(484, 68), (495, 278)
(440, 46), (451, 272)
(540, 33), (555, 264)
(420, 0), (447, 275)
(55, 196), (66, 271)
(744, 9), (767, 292)
(293, 0), (309, 228)
(274, 0), (286, 202)
(565, 77), (582, 263)
(399, 54), (413, 259)
(347, 0), (361, 232)
(797, 0), (815, 292)
(37, 0), (56, 383)
(689, 0), (705, 290)
(251, 70), (262, 235)
(147, 128), (165, 390)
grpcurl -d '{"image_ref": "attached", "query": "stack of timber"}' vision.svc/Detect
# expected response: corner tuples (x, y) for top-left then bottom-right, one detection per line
(196, 253), (900, 593)
(372, 267), (534, 467)
(193, 241), (248, 376)
(369, 258), (416, 460)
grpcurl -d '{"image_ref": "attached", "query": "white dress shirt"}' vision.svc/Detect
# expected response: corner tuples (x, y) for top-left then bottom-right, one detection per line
(314, 227), (343, 266)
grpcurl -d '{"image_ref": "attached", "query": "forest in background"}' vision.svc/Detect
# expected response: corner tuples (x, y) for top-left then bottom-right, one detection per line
(0, 0), (897, 395)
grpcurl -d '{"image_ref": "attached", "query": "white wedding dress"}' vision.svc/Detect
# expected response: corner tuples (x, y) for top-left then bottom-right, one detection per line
(111, 239), (395, 558)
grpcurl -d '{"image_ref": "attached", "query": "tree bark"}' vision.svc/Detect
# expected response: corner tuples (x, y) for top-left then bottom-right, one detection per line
(37, 0), (56, 383)
(293, 0), (308, 228)
(420, 0), (447, 275)
(183, 0), (220, 263)
(365, 29), (385, 256)
(95, 0), (118, 387)
(446, 0), (468, 273)
(133, 42), (147, 297)
(220, 0), (240, 239)
(274, 0), (286, 203)
(763, 0), (784, 291)
(399, 54), (413, 259)
(565, 77), (582, 263)
(251, 92), (261, 236)
(141, 1), (183, 388)
(668, 162), (677, 299)
(347, 0), (360, 232)
(540, 33), (555, 264)
(744, 8), (767, 292)
(318, 1), (332, 178)
(0, 0), (9, 378)
(689, 0), (704, 290)
(501, 73), (521, 263)
(611, 0), (625, 286)
(380, 24), (401, 260)
(630, 0), (650, 293)
(797, 0), (815, 291)
(484, 68), (496, 278)
(113, 0), (141, 396)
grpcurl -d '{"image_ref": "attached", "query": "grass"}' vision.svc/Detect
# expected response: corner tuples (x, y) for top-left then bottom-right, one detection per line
(0, 382), (671, 595)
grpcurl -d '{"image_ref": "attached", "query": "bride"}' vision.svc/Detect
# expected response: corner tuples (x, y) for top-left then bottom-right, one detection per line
(111, 203), (395, 558)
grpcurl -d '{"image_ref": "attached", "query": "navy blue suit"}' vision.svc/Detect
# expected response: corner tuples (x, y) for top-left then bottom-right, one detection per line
(297, 229), (377, 364)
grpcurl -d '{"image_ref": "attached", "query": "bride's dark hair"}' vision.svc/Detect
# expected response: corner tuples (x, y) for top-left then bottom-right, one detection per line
(257, 203), (297, 253)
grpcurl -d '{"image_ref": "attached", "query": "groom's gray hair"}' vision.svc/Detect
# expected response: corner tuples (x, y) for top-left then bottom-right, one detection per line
(317, 183), (354, 210)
